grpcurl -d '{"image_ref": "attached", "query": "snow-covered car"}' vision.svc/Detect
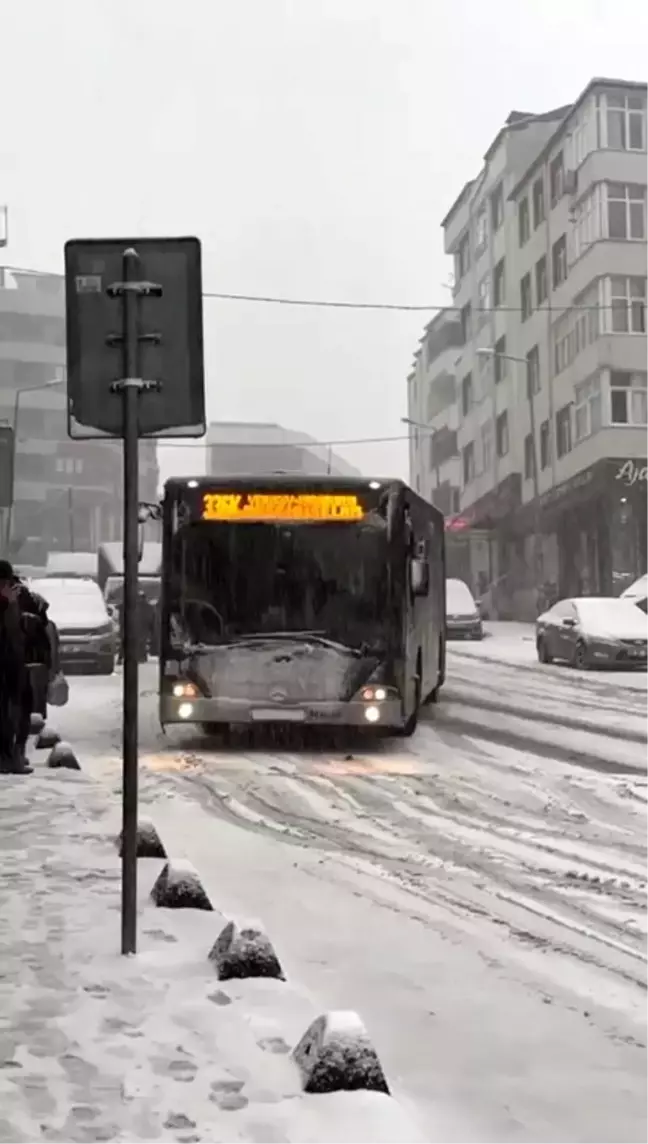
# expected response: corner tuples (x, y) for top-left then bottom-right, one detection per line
(536, 596), (648, 670)
(445, 578), (483, 640)
(29, 577), (116, 675)
(621, 573), (648, 614)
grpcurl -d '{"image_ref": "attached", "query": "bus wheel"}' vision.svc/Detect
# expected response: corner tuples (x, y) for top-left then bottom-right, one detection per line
(428, 637), (446, 704)
(397, 674), (421, 738)
(200, 722), (230, 741)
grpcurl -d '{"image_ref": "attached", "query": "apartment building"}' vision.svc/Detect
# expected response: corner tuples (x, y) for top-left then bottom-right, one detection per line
(407, 309), (463, 511)
(0, 266), (159, 561)
(429, 78), (646, 617)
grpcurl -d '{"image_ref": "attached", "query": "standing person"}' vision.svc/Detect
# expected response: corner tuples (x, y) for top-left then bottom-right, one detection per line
(16, 582), (53, 768)
(0, 560), (48, 774)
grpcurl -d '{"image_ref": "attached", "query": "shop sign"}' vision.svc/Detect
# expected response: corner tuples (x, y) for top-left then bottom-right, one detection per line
(615, 460), (647, 488)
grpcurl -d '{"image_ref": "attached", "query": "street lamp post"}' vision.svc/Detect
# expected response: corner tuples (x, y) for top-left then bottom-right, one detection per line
(7, 377), (64, 549)
(477, 348), (543, 612)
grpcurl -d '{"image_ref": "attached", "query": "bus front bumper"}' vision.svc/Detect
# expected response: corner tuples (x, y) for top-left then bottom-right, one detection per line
(160, 695), (404, 730)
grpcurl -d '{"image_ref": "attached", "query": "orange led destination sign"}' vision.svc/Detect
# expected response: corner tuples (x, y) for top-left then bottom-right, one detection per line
(202, 492), (365, 522)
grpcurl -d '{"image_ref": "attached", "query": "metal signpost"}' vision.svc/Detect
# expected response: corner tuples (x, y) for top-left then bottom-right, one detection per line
(64, 237), (205, 954)
(0, 425), (15, 551)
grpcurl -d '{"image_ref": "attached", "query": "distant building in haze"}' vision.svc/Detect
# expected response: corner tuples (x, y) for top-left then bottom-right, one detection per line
(205, 421), (362, 479)
(0, 265), (159, 562)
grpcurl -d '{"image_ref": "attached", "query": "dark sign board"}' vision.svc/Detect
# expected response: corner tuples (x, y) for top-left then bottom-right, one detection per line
(64, 237), (205, 439)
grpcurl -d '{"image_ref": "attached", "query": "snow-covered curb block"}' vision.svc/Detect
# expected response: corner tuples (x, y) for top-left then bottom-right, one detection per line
(29, 712), (45, 736)
(117, 816), (167, 859)
(209, 918), (285, 981)
(151, 858), (213, 911)
(36, 726), (61, 749)
(293, 1010), (391, 1095)
(46, 741), (80, 770)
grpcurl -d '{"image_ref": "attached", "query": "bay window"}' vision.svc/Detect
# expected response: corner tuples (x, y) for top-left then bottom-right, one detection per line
(609, 371), (648, 426)
(608, 276), (646, 334)
(607, 183), (646, 240)
(571, 186), (602, 260)
(604, 92), (646, 152)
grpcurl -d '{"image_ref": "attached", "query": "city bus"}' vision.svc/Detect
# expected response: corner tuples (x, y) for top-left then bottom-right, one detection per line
(158, 474), (446, 736)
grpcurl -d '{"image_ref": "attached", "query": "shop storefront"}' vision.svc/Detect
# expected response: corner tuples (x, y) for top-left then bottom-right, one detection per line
(448, 475), (522, 611)
(539, 458), (647, 598)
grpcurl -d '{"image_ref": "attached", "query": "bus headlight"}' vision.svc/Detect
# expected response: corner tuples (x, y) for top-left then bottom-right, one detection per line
(172, 681), (199, 698)
(361, 686), (387, 702)
(178, 702), (194, 719)
(364, 705), (381, 723)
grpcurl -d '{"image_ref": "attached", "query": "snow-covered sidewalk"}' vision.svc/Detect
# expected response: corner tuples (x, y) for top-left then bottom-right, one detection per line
(450, 622), (648, 691)
(0, 768), (423, 1144)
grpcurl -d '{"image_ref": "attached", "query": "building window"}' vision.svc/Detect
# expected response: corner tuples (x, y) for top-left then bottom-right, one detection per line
(490, 184), (504, 232)
(526, 345), (540, 395)
(609, 371), (648, 426)
(605, 92), (646, 152)
(524, 434), (535, 480)
(518, 197), (530, 246)
(454, 232), (471, 284)
(535, 255), (548, 305)
(462, 442), (475, 485)
(496, 411), (509, 458)
(540, 420), (550, 470)
(494, 335), (507, 383)
(533, 177), (545, 228)
(492, 258), (506, 308)
(481, 421), (493, 473)
(574, 376), (602, 442)
(520, 272), (533, 321)
(461, 372), (473, 417)
(607, 182), (646, 240)
(475, 208), (488, 254)
(550, 151), (564, 207)
(553, 312), (571, 376)
(461, 302), (472, 343)
(571, 185), (603, 261)
(556, 405), (572, 458)
(478, 274), (491, 316)
(610, 276), (647, 333)
(552, 234), (568, 288)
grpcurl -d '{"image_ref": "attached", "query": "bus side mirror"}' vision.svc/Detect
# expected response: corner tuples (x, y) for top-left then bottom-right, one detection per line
(410, 559), (429, 597)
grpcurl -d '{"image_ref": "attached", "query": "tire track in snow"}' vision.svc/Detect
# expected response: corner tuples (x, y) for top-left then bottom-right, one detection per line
(137, 717), (647, 997)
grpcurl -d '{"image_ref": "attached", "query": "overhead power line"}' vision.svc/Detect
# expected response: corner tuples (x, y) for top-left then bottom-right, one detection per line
(202, 288), (635, 317)
(0, 266), (640, 316)
(156, 432), (415, 449)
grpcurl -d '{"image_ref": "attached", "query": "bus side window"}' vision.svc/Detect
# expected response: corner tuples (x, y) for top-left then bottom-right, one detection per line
(410, 539), (429, 597)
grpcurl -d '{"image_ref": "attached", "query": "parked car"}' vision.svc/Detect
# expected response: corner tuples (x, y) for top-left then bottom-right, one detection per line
(536, 596), (648, 669)
(445, 578), (483, 640)
(29, 577), (116, 675)
(621, 573), (648, 614)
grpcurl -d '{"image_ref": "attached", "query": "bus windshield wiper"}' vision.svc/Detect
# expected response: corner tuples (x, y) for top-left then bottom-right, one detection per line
(228, 631), (365, 656)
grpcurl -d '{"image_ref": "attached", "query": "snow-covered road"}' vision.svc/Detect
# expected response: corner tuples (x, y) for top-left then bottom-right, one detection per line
(48, 644), (647, 1144)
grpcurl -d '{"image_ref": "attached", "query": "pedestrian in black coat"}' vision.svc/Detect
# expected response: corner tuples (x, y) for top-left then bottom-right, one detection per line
(0, 560), (51, 774)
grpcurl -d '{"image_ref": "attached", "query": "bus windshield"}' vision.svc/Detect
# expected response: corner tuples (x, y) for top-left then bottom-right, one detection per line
(169, 518), (389, 652)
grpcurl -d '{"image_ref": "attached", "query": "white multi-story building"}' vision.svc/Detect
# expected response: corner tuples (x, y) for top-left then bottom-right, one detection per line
(408, 79), (647, 617)
(406, 309), (463, 512)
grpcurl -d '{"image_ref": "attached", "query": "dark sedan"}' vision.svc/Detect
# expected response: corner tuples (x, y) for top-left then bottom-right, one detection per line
(536, 596), (648, 670)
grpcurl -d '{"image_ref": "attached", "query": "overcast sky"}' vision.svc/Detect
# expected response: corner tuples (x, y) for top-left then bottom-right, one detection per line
(2, 0), (646, 481)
